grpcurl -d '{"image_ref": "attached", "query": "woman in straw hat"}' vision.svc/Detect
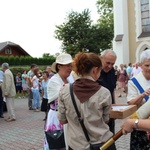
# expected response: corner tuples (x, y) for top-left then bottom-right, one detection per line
(44, 53), (73, 150)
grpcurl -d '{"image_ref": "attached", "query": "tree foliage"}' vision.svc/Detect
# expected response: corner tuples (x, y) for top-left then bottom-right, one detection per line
(96, 0), (114, 49)
(54, 4), (114, 55)
(96, 0), (113, 27)
(55, 9), (94, 55)
(96, 0), (114, 48)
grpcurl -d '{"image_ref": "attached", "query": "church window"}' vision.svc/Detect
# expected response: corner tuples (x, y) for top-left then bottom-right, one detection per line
(141, 0), (150, 32)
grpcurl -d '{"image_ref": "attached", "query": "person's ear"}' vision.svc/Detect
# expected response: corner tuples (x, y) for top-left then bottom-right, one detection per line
(99, 56), (103, 60)
(57, 64), (62, 70)
(93, 67), (99, 74)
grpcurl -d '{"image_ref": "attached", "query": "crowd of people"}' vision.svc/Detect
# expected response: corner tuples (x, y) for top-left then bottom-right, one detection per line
(44, 49), (150, 150)
(0, 63), (54, 121)
(0, 49), (150, 150)
(114, 61), (142, 98)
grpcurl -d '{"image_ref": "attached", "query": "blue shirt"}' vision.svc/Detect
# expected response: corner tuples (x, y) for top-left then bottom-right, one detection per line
(22, 74), (28, 84)
(126, 66), (132, 79)
(42, 79), (49, 99)
(16, 76), (22, 86)
(0, 70), (4, 82)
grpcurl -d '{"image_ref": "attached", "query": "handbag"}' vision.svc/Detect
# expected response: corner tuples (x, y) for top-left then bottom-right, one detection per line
(70, 83), (102, 150)
(130, 130), (150, 150)
(44, 104), (65, 149)
(45, 130), (65, 149)
(90, 143), (103, 150)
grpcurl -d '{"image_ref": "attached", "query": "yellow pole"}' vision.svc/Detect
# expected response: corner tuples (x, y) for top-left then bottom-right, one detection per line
(100, 129), (123, 150)
(100, 138), (114, 150)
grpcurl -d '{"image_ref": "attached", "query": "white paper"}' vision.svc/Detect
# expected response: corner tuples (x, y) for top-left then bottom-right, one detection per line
(112, 105), (130, 111)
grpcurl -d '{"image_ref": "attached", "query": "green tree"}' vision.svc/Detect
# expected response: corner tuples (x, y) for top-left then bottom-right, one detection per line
(55, 9), (93, 55)
(42, 53), (51, 57)
(55, 7), (114, 55)
(96, 0), (114, 48)
(96, 0), (113, 27)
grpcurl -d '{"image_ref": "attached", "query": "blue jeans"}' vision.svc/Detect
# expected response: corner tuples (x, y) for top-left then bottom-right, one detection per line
(31, 88), (40, 109)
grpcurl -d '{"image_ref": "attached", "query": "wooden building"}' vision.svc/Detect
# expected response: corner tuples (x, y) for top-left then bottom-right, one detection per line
(0, 41), (31, 57)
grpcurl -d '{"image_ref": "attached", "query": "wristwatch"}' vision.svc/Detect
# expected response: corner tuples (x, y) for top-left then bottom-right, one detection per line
(135, 119), (139, 129)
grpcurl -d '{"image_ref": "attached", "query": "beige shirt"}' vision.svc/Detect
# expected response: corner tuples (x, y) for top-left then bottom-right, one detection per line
(58, 82), (113, 150)
(2, 69), (16, 97)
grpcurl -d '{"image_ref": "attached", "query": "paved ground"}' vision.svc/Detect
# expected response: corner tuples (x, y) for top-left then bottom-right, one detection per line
(0, 89), (131, 150)
(0, 98), (45, 150)
(114, 89), (130, 150)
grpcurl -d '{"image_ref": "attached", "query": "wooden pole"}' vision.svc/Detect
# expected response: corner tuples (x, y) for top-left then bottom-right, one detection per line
(100, 129), (123, 150)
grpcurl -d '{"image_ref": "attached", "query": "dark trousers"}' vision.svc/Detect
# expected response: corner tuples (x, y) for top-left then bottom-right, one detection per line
(28, 90), (33, 108)
(0, 88), (3, 116)
(108, 118), (115, 134)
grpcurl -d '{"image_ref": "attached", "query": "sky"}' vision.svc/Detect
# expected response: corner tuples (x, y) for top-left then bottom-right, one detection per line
(0, 0), (99, 58)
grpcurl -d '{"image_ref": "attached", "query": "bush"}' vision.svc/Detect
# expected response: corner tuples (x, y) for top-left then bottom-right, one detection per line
(0, 56), (56, 66)
(10, 65), (49, 76)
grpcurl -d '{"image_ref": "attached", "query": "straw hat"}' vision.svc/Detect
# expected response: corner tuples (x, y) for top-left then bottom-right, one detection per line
(51, 53), (73, 72)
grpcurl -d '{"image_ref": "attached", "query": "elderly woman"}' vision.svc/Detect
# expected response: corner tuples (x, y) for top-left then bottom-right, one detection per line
(58, 52), (116, 150)
(127, 49), (150, 149)
(44, 53), (73, 150)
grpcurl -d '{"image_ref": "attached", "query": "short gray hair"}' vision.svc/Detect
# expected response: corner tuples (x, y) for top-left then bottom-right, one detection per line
(140, 49), (150, 63)
(101, 49), (117, 58)
(2, 63), (9, 69)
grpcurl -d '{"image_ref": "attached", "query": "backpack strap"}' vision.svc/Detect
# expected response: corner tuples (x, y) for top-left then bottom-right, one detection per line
(131, 77), (149, 101)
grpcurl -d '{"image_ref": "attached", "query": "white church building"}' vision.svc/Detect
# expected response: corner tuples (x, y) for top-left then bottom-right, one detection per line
(113, 0), (150, 66)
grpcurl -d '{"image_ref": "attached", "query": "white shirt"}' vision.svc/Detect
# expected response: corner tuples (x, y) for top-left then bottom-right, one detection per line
(132, 66), (142, 77)
(127, 71), (149, 104)
(31, 75), (39, 90)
